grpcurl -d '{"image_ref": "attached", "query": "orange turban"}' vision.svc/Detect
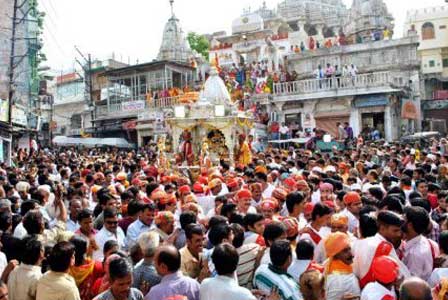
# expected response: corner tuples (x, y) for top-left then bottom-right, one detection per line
(282, 217), (299, 238)
(249, 183), (262, 192)
(272, 188), (288, 202)
(330, 213), (349, 227)
(184, 194), (198, 204)
(296, 180), (310, 192)
(260, 199), (279, 211)
(154, 211), (174, 226)
(343, 191), (361, 205)
(151, 190), (167, 202)
(283, 178), (297, 190)
(324, 232), (351, 258)
(159, 193), (177, 206)
(193, 183), (204, 194)
(372, 256), (399, 284)
(255, 165), (268, 174)
(226, 178), (239, 189)
(208, 178), (222, 190)
(236, 189), (252, 201)
(182, 202), (200, 214)
(178, 185), (191, 194)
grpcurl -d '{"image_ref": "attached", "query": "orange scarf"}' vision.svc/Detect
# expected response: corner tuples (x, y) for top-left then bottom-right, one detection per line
(69, 259), (95, 286)
(325, 259), (353, 276)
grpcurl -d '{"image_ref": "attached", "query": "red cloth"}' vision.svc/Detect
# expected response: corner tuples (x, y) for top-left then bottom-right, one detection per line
(360, 241), (393, 288)
(428, 193), (438, 209)
(372, 256), (399, 284)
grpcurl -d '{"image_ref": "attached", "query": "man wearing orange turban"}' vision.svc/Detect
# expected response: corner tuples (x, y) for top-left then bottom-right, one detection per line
(152, 211), (175, 243)
(341, 191), (363, 235)
(235, 189), (256, 215)
(361, 255), (400, 300)
(324, 232), (361, 300)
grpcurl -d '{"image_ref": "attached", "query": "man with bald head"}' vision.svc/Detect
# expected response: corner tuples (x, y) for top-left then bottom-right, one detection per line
(400, 277), (432, 300)
(145, 245), (200, 300)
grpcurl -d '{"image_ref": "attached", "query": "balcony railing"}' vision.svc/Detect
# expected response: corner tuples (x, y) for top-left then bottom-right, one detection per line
(95, 96), (189, 119)
(273, 72), (393, 96)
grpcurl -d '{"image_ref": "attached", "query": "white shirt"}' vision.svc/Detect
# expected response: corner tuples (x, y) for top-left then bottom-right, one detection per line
(361, 281), (396, 300)
(200, 275), (256, 300)
(93, 226), (125, 261)
(126, 219), (153, 248)
(13, 222), (28, 239)
(262, 184), (275, 199)
(287, 259), (311, 282)
(326, 272), (360, 300)
(353, 233), (411, 281)
(429, 268), (448, 288)
(340, 208), (359, 234)
(66, 219), (80, 233)
(403, 235), (438, 281)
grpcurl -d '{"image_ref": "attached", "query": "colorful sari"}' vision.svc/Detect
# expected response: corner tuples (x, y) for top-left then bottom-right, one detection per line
(70, 258), (103, 300)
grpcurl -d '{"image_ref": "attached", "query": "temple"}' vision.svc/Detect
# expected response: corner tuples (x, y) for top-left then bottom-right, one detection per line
(157, 0), (194, 63)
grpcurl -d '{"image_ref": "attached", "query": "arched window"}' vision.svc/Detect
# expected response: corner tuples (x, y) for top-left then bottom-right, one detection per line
(422, 22), (435, 40)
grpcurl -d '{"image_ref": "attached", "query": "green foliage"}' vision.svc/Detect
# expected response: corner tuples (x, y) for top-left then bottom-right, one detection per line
(187, 32), (209, 60)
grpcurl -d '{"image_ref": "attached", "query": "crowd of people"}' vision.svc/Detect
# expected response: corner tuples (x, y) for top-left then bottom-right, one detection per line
(1, 136), (448, 300)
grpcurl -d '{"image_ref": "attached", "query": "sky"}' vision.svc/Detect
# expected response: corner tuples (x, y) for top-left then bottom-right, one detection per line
(39, 0), (446, 71)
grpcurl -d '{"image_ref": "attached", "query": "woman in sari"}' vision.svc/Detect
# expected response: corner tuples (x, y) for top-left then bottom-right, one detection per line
(69, 235), (103, 300)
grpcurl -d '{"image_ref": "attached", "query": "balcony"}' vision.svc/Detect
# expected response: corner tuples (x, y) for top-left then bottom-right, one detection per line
(273, 71), (403, 102)
(95, 96), (189, 120)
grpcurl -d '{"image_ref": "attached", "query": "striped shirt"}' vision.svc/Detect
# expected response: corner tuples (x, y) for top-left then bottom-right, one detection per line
(237, 243), (260, 288)
(253, 264), (302, 300)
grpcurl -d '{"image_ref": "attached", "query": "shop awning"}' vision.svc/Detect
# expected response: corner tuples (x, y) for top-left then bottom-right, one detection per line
(314, 111), (350, 119)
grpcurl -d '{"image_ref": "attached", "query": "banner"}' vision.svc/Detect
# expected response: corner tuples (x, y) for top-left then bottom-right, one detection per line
(122, 101), (145, 112)
(0, 99), (8, 123)
(402, 100), (418, 120)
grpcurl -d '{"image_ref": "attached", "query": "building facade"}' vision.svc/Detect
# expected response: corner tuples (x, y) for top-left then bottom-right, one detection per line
(405, 5), (448, 133)
(273, 36), (421, 141)
(0, 0), (44, 160)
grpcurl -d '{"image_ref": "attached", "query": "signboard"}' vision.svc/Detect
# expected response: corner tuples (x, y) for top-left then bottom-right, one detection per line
(402, 100), (418, 120)
(354, 95), (389, 108)
(122, 101), (145, 112)
(12, 106), (27, 127)
(56, 73), (80, 85)
(233, 40), (264, 53)
(0, 99), (8, 123)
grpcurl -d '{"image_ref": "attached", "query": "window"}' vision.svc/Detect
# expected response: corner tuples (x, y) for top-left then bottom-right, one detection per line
(443, 59), (448, 68)
(440, 25), (447, 30)
(422, 22), (436, 40)
(429, 60), (436, 67)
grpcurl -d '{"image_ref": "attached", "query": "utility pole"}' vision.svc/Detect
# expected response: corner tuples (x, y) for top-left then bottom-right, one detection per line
(8, 0), (19, 128)
(74, 46), (95, 137)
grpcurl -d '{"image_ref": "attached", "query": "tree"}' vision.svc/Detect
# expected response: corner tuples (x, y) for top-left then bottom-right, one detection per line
(187, 32), (210, 60)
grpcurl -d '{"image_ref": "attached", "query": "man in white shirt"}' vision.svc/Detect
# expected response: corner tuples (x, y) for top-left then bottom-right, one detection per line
(93, 207), (125, 261)
(353, 211), (411, 289)
(402, 206), (438, 281)
(288, 239), (318, 281)
(200, 243), (256, 300)
(125, 203), (156, 248)
(8, 235), (44, 300)
(340, 192), (362, 235)
(66, 198), (81, 232)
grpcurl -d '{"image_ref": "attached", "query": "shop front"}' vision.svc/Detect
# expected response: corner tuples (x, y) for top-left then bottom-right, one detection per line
(314, 99), (350, 137)
(352, 94), (394, 141)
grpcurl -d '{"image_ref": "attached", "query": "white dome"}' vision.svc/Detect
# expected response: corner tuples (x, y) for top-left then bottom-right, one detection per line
(199, 67), (231, 105)
(232, 13), (264, 34)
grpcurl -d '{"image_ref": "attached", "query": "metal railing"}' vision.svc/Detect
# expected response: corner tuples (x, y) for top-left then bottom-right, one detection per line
(273, 71), (392, 96)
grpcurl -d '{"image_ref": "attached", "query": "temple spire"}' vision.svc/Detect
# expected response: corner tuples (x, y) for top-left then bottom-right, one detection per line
(169, 0), (175, 18)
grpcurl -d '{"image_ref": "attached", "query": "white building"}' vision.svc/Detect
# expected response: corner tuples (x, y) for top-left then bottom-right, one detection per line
(405, 5), (448, 132)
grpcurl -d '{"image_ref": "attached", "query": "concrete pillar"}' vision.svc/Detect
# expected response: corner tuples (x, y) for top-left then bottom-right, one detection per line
(350, 106), (360, 138)
(384, 106), (393, 141)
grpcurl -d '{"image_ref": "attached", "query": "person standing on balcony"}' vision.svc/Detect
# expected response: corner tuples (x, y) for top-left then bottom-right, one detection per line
(314, 65), (324, 89)
(335, 65), (342, 88)
(350, 64), (358, 86)
(280, 123), (290, 140)
(325, 63), (335, 88)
